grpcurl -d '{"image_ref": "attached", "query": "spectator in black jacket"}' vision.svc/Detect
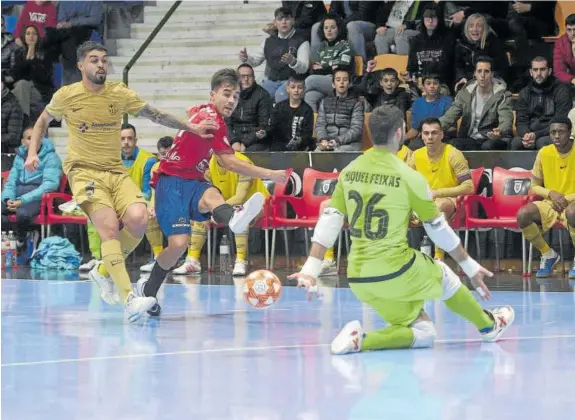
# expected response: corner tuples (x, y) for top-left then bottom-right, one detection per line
(227, 64), (273, 152)
(407, 4), (456, 90)
(311, 1), (377, 61)
(445, 1), (509, 31)
(511, 56), (572, 151)
(453, 14), (508, 92)
(1, 79), (24, 154)
(270, 75), (314, 151)
(360, 65), (411, 117)
(507, 1), (556, 43)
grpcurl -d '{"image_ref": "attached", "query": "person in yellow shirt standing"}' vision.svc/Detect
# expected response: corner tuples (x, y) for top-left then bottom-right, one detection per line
(24, 41), (215, 322)
(407, 117), (474, 261)
(517, 117), (575, 278)
(172, 151), (269, 276)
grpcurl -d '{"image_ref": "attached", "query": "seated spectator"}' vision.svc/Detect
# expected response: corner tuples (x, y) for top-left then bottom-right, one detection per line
(444, 1), (509, 32)
(227, 64), (273, 152)
(360, 65), (411, 115)
(43, 1), (103, 85)
(553, 13), (575, 89)
(506, 1), (555, 49)
(12, 25), (54, 123)
(239, 7), (309, 103)
(264, 1), (326, 38)
(511, 56), (572, 151)
(406, 73), (453, 148)
(407, 117), (474, 261)
(270, 75), (314, 151)
(406, 4), (456, 91)
(14, 1), (57, 44)
(172, 151), (270, 277)
(374, 0), (421, 56)
(311, 1), (377, 62)
(1, 78), (24, 154)
(2, 15), (20, 87)
(304, 14), (352, 111)
(1, 126), (62, 259)
(439, 56), (512, 151)
(453, 13), (508, 92)
(315, 67), (364, 152)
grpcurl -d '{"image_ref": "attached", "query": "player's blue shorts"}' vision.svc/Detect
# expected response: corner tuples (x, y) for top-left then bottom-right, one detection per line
(155, 175), (214, 237)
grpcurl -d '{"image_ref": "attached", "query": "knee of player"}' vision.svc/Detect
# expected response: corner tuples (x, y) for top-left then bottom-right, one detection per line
(565, 203), (575, 227)
(123, 204), (149, 228)
(168, 234), (190, 252)
(516, 203), (537, 227)
(436, 259), (462, 300)
(411, 320), (437, 348)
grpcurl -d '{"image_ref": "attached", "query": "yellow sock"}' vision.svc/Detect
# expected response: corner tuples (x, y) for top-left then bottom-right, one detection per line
(100, 239), (132, 301)
(521, 223), (551, 254)
(235, 231), (248, 261)
(98, 228), (144, 278)
(434, 247), (445, 261)
(188, 222), (207, 259)
(324, 247), (335, 261)
(145, 219), (164, 258)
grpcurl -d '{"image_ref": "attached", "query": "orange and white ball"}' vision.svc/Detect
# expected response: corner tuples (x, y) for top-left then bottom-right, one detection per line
(243, 270), (283, 309)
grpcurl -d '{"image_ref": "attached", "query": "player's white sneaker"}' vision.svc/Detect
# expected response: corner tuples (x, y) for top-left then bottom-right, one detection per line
(79, 258), (98, 271)
(228, 192), (264, 234)
(481, 306), (515, 342)
(139, 260), (156, 272)
(124, 291), (157, 323)
(89, 262), (121, 305)
(232, 260), (248, 276)
(331, 320), (363, 355)
(135, 277), (162, 316)
(319, 259), (337, 276)
(172, 257), (201, 274)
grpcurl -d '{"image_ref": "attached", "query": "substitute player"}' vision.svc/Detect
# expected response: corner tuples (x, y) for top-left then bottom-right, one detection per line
(289, 105), (514, 354)
(172, 151), (269, 276)
(517, 117), (575, 278)
(24, 41), (216, 322)
(137, 69), (287, 315)
(408, 117), (474, 260)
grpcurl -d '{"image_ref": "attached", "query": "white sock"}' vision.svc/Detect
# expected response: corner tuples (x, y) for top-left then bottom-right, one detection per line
(543, 248), (557, 258)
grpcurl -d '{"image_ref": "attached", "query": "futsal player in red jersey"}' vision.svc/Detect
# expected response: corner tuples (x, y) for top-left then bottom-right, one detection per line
(138, 69), (287, 315)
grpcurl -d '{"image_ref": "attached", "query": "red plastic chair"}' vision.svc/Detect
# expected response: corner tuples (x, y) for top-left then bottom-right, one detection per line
(268, 168), (339, 269)
(44, 175), (88, 236)
(207, 168), (294, 271)
(463, 167), (534, 275)
(451, 166), (485, 230)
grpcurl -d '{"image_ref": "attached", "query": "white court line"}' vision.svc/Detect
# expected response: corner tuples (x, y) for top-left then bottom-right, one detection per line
(3, 334), (575, 368)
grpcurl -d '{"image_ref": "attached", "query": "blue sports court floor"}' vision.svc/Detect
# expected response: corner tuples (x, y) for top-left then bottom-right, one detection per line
(2, 268), (575, 419)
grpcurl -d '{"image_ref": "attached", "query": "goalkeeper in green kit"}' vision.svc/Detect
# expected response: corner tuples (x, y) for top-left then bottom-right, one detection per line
(289, 105), (515, 355)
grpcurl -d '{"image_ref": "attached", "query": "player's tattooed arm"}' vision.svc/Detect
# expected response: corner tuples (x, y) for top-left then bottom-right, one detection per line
(137, 105), (217, 138)
(137, 105), (190, 131)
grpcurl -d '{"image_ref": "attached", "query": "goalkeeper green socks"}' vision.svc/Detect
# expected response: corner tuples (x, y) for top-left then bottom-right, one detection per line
(444, 286), (494, 331)
(361, 325), (414, 351)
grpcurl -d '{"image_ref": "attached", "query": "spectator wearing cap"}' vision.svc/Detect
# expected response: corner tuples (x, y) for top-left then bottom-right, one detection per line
(239, 7), (310, 103)
(406, 4), (456, 91)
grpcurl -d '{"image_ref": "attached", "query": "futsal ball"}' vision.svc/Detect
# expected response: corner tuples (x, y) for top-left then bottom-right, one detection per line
(243, 270), (282, 309)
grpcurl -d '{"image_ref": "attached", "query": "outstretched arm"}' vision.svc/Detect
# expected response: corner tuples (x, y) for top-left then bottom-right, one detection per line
(216, 153), (286, 182)
(137, 104), (217, 138)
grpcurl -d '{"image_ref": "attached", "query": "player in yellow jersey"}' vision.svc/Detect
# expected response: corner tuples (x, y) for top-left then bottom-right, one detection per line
(24, 42), (216, 322)
(321, 127), (413, 275)
(517, 117), (575, 278)
(171, 151), (269, 276)
(408, 117), (474, 260)
(289, 105), (514, 355)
